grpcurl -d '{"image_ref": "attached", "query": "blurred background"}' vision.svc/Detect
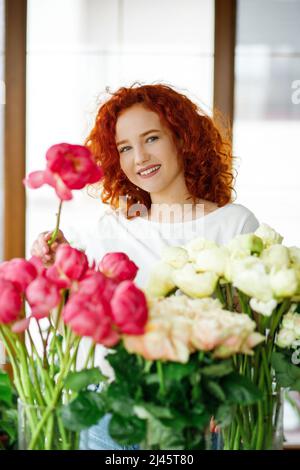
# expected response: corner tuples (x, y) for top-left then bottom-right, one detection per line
(0, 0), (300, 446)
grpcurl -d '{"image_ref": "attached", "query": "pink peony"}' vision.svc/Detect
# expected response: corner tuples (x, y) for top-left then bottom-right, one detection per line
(63, 293), (119, 347)
(99, 252), (138, 283)
(28, 256), (46, 276)
(26, 275), (61, 318)
(0, 279), (22, 324)
(72, 271), (106, 298)
(47, 244), (89, 288)
(72, 271), (118, 304)
(24, 143), (103, 201)
(110, 281), (148, 335)
(0, 258), (37, 292)
(12, 317), (31, 333)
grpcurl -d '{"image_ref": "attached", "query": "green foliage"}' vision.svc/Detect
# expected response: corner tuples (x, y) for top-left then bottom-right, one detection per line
(272, 351), (300, 391)
(0, 370), (12, 407)
(221, 373), (263, 405)
(64, 367), (107, 392)
(60, 344), (262, 450)
(59, 391), (106, 431)
(0, 370), (18, 450)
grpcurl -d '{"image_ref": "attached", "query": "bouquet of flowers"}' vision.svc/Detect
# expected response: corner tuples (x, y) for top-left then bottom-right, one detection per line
(0, 143), (149, 449)
(60, 295), (263, 450)
(145, 227), (300, 449)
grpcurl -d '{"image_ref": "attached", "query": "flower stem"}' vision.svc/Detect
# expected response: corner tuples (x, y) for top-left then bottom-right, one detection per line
(156, 361), (165, 396)
(48, 200), (63, 246)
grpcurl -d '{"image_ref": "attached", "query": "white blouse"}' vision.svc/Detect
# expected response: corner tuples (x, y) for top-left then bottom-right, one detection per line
(80, 202), (259, 288)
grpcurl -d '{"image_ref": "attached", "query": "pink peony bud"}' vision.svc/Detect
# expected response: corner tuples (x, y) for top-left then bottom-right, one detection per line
(26, 275), (61, 318)
(63, 293), (119, 346)
(0, 258), (37, 292)
(99, 252), (138, 283)
(47, 244), (89, 288)
(0, 279), (22, 324)
(110, 281), (148, 335)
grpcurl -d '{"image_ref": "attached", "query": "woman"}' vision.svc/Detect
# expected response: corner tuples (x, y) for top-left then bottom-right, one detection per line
(32, 83), (259, 449)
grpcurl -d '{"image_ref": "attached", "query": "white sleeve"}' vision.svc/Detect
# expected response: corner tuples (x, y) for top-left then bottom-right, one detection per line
(241, 212), (260, 234)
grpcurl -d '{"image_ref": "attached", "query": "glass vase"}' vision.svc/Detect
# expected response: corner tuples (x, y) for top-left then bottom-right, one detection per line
(18, 399), (79, 450)
(217, 388), (284, 450)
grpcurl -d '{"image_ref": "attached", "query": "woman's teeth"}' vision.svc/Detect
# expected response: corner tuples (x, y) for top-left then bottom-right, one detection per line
(139, 165), (160, 176)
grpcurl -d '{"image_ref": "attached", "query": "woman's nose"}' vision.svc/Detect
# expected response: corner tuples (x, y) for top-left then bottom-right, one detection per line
(134, 146), (150, 165)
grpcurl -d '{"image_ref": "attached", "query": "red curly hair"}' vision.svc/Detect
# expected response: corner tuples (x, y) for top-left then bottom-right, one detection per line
(85, 83), (234, 216)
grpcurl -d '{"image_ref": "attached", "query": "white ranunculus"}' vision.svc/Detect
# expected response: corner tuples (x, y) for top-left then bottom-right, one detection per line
(282, 312), (296, 330)
(276, 328), (296, 348)
(289, 246), (300, 267)
(269, 267), (298, 298)
(254, 223), (283, 248)
(161, 246), (189, 269)
(227, 233), (263, 256)
(185, 237), (218, 262)
(261, 244), (290, 272)
(146, 261), (176, 298)
(172, 263), (218, 298)
(293, 314), (300, 337)
(228, 257), (274, 301)
(249, 298), (277, 317)
(194, 247), (229, 277)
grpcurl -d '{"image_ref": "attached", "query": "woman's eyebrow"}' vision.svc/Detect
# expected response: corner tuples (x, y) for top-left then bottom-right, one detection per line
(116, 129), (161, 146)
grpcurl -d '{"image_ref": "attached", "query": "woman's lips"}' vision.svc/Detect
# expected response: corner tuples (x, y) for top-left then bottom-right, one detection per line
(138, 165), (161, 179)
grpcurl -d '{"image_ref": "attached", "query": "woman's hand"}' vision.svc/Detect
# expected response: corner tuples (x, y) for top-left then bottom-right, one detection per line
(30, 229), (68, 267)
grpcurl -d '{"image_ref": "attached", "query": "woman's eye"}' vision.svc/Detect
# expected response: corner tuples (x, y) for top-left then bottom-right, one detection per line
(119, 146), (131, 153)
(146, 135), (158, 143)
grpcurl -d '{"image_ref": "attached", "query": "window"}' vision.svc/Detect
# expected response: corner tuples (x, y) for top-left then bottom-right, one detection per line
(234, 0), (300, 245)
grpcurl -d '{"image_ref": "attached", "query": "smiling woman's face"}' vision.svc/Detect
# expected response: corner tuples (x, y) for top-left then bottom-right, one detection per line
(115, 104), (183, 196)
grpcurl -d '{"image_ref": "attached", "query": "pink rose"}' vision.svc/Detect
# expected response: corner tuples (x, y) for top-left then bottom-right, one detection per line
(63, 293), (119, 347)
(24, 143), (103, 201)
(0, 258), (37, 292)
(47, 244), (89, 288)
(99, 253), (138, 283)
(26, 275), (61, 318)
(111, 281), (148, 335)
(0, 279), (22, 324)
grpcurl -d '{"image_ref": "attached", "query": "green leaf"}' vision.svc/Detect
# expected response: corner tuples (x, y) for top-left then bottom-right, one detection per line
(272, 351), (300, 390)
(200, 360), (233, 377)
(215, 403), (234, 427)
(139, 414), (183, 450)
(64, 368), (108, 392)
(205, 380), (226, 402)
(59, 391), (106, 431)
(0, 409), (18, 443)
(141, 403), (173, 419)
(222, 373), (262, 405)
(109, 414), (146, 446)
(163, 362), (198, 382)
(106, 345), (144, 389)
(0, 370), (13, 406)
